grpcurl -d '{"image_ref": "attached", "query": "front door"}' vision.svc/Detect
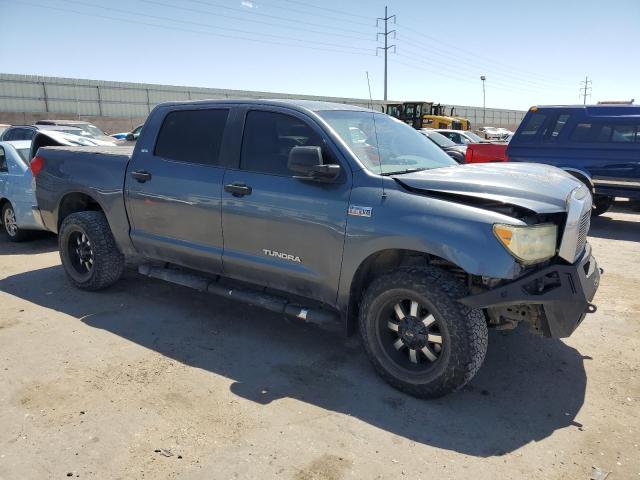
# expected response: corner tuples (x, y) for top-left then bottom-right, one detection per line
(125, 107), (231, 273)
(221, 108), (351, 305)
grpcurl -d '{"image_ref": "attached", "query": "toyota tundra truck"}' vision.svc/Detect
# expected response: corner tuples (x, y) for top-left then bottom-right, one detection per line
(30, 99), (601, 398)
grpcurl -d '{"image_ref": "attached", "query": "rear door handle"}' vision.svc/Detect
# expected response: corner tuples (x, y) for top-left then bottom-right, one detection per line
(131, 170), (152, 183)
(224, 183), (252, 197)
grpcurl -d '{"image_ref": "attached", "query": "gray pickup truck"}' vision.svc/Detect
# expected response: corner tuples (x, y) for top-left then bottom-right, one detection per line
(31, 100), (601, 398)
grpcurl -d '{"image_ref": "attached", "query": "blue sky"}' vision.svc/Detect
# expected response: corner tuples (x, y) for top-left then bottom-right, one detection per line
(1, 0), (638, 110)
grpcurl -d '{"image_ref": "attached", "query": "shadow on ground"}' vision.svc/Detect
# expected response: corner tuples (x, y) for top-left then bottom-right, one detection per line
(590, 205), (640, 242)
(0, 265), (588, 457)
(0, 232), (57, 255)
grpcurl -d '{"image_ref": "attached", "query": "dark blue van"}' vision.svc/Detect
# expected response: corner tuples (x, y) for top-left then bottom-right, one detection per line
(507, 105), (640, 215)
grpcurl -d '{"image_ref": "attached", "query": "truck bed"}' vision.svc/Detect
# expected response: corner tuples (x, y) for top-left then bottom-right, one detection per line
(464, 142), (509, 164)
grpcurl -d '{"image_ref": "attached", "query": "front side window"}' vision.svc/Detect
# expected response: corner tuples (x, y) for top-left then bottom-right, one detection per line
(611, 124), (637, 143)
(517, 112), (547, 141)
(155, 109), (229, 165)
(543, 113), (570, 140)
(240, 111), (324, 176)
(319, 110), (455, 175)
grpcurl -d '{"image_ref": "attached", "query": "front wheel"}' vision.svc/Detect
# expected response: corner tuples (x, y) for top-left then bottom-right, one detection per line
(359, 266), (488, 398)
(59, 211), (124, 290)
(592, 195), (613, 216)
(2, 202), (29, 242)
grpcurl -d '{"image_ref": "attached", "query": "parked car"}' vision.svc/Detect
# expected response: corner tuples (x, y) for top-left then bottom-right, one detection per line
(419, 130), (467, 163)
(32, 99), (600, 398)
(112, 124), (143, 141)
(434, 129), (487, 145)
(465, 142), (510, 164)
(477, 126), (511, 141)
(507, 104), (640, 215)
(34, 120), (116, 144)
(0, 140), (46, 240)
(1, 124), (91, 142)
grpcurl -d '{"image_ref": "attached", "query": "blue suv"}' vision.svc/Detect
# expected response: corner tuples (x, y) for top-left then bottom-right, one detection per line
(507, 105), (640, 215)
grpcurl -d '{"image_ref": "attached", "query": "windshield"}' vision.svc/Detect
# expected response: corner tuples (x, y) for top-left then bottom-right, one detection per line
(16, 148), (31, 165)
(318, 111), (456, 175)
(424, 131), (456, 147)
(465, 131), (484, 142)
(73, 124), (104, 137)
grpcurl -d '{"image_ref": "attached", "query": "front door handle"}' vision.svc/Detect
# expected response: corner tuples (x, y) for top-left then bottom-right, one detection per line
(131, 170), (152, 183)
(224, 182), (252, 197)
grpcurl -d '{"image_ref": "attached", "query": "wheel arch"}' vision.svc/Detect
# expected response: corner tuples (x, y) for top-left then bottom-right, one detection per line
(57, 191), (105, 231)
(562, 168), (594, 193)
(343, 248), (468, 335)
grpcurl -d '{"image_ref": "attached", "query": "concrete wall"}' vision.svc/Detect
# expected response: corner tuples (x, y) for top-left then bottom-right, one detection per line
(0, 73), (526, 133)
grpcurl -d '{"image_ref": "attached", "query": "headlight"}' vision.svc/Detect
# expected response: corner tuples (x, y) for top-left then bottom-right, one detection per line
(493, 223), (557, 264)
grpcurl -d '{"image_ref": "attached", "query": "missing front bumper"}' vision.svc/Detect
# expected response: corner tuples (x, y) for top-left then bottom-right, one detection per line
(459, 244), (600, 338)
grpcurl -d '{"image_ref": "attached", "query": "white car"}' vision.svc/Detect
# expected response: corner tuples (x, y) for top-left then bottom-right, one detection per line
(433, 129), (487, 145)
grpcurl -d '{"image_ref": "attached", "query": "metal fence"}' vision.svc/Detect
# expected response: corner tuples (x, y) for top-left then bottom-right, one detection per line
(0, 73), (526, 129)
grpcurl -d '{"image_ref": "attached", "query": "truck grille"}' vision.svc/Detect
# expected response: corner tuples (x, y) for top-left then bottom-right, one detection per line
(576, 210), (590, 257)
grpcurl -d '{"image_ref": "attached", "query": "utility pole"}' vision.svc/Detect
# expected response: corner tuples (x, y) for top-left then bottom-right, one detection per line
(377, 6), (396, 101)
(480, 75), (486, 125)
(580, 76), (592, 105)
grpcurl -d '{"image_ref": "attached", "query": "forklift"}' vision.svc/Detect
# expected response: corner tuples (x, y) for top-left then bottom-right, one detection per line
(384, 102), (469, 130)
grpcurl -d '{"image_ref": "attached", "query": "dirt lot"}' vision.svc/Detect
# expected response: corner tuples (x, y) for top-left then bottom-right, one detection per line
(1, 205), (639, 480)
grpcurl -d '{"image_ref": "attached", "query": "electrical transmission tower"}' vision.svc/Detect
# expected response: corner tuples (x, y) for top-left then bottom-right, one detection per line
(580, 76), (592, 105)
(377, 6), (396, 101)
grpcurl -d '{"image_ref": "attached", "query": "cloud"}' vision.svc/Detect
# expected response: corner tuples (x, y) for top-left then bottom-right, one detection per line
(241, 1), (255, 8)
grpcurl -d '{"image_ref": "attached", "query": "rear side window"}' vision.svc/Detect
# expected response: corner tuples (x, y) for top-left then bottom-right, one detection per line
(570, 122), (640, 143)
(542, 114), (570, 141)
(240, 111), (324, 176)
(517, 113), (547, 141)
(155, 109), (229, 165)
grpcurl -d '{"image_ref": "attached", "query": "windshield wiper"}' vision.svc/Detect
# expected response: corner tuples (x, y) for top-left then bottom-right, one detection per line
(381, 168), (426, 176)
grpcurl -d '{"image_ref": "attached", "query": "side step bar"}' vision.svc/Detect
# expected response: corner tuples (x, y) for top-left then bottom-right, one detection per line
(138, 264), (339, 325)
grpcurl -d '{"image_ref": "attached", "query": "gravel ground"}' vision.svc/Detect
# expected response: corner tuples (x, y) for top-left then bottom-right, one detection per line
(0, 204), (638, 480)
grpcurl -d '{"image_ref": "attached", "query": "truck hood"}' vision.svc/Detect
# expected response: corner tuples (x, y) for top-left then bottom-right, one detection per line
(393, 162), (581, 213)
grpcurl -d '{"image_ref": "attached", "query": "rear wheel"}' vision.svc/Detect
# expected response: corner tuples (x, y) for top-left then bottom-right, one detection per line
(592, 195), (613, 216)
(359, 266), (488, 398)
(2, 202), (28, 242)
(59, 211), (124, 290)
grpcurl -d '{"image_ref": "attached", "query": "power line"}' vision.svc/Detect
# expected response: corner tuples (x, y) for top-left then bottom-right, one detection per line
(244, 0), (373, 25)
(140, 0), (377, 42)
(267, 0), (372, 20)
(396, 22), (574, 88)
(185, 0), (374, 32)
(580, 76), (592, 104)
(20, 1), (378, 57)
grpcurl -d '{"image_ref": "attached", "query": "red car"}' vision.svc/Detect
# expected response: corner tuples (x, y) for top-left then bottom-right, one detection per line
(464, 142), (509, 163)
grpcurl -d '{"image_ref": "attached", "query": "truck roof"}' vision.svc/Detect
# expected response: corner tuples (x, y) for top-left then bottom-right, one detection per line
(156, 98), (374, 114)
(533, 104), (640, 116)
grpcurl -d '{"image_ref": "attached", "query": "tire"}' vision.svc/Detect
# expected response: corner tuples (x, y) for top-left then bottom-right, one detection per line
(2, 202), (29, 242)
(359, 266), (488, 399)
(59, 211), (124, 290)
(592, 195), (613, 216)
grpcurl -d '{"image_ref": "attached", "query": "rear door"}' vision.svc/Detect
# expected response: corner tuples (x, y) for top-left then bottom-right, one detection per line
(220, 107), (351, 305)
(125, 107), (232, 273)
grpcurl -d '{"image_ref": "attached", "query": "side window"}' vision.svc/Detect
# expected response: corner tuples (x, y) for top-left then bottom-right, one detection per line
(3, 129), (16, 141)
(240, 111), (324, 176)
(570, 122), (593, 142)
(517, 113), (547, 141)
(542, 114), (570, 141)
(0, 147), (7, 172)
(155, 109), (229, 165)
(611, 124), (637, 143)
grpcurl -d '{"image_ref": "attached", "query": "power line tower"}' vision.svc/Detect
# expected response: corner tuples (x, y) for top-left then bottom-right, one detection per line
(377, 6), (396, 101)
(579, 76), (592, 105)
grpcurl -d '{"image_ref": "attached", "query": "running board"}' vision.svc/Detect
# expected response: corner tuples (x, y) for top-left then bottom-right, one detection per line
(138, 264), (338, 325)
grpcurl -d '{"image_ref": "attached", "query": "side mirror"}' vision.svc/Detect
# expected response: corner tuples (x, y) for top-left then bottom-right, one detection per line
(125, 133), (135, 141)
(288, 146), (340, 182)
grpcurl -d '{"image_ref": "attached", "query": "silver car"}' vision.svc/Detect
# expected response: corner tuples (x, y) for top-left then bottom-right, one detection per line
(0, 140), (44, 241)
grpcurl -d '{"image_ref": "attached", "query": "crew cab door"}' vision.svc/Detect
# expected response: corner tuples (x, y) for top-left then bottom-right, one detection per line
(220, 107), (351, 305)
(125, 107), (232, 273)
